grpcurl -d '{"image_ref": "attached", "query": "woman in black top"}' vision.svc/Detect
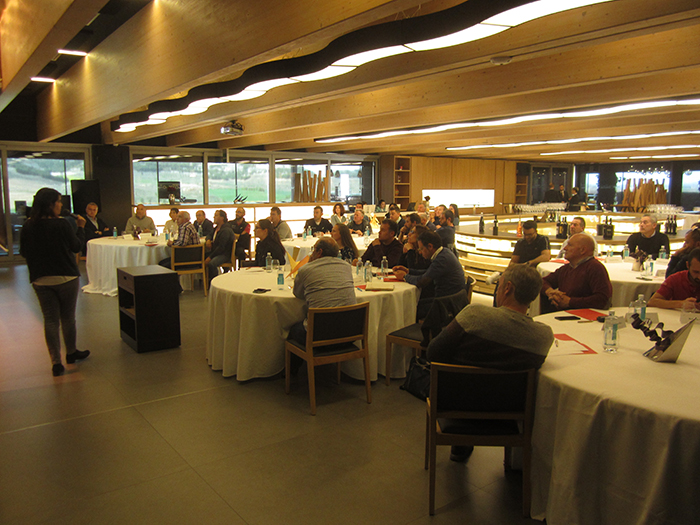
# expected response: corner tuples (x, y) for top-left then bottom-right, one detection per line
(254, 219), (286, 266)
(331, 223), (358, 262)
(19, 188), (90, 376)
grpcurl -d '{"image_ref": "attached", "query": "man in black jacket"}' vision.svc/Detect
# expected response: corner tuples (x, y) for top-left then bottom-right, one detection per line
(82, 202), (110, 253)
(205, 210), (235, 285)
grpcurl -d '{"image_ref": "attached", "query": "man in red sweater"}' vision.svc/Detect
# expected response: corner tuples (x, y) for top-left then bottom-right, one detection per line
(540, 233), (612, 312)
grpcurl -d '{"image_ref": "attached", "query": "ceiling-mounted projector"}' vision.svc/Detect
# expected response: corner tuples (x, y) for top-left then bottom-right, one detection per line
(221, 121), (244, 135)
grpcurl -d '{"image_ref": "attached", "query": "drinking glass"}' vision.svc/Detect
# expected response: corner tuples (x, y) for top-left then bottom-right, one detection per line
(271, 259), (280, 272)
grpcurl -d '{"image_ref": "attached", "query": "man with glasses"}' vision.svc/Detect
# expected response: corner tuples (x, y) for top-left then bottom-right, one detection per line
(626, 214), (669, 258)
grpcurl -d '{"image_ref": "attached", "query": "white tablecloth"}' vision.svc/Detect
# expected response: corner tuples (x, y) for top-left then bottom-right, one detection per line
(531, 308), (700, 524)
(282, 235), (371, 262)
(533, 258), (668, 315)
(83, 237), (170, 296)
(205, 267), (419, 381)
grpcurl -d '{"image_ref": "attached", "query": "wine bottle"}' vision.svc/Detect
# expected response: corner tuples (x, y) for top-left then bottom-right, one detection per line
(478, 213), (485, 234)
(492, 215), (499, 236)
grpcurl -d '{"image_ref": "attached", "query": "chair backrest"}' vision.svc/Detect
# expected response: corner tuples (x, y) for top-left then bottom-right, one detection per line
(229, 233), (239, 261)
(430, 363), (537, 423)
(307, 302), (369, 348)
(171, 244), (205, 269)
(421, 288), (470, 344)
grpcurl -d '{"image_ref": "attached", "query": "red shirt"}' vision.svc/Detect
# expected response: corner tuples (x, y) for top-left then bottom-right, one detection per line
(656, 271), (700, 301)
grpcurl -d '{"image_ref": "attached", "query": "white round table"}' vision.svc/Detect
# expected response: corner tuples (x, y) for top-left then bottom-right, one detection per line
(531, 308), (700, 524)
(532, 257), (668, 315)
(205, 267), (419, 381)
(83, 236), (170, 296)
(282, 234), (372, 262)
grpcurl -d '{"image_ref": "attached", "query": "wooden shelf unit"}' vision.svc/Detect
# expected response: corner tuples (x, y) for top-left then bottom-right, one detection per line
(392, 156), (411, 209)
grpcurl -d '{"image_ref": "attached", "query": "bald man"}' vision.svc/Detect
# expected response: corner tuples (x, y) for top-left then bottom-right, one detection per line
(540, 233), (612, 312)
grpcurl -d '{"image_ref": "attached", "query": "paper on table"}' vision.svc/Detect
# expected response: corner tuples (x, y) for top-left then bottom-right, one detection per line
(549, 333), (597, 356)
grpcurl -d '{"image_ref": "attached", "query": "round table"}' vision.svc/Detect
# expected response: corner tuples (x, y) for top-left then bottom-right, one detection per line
(532, 257), (668, 315)
(531, 308), (700, 524)
(282, 234), (372, 262)
(205, 267), (419, 381)
(83, 236), (170, 296)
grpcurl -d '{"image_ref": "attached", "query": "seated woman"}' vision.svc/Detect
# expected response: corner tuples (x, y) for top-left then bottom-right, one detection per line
(331, 223), (359, 262)
(374, 199), (387, 214)
(449, 203), (460, 226)
(253, 219), (286, 266)
(330, 203), (348, 226)
(347, 209), (372, 236)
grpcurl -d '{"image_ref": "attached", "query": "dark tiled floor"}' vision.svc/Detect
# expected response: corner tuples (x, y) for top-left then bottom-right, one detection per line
(0, 263), (541, 524)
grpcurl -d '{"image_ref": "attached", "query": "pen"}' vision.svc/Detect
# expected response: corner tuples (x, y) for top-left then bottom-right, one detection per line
(356, 287), (364, 292)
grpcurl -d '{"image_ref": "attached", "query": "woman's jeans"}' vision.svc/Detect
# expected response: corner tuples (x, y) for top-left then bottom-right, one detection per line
(32, 278), (80, 364)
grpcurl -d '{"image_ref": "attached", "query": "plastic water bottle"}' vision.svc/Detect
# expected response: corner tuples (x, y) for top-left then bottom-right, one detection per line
(603, 310), (619, 353)
(364, 261), (373, 283)
(198, 224), (203, 237)
(635, 294), (647, 320)
(277, 266), (285, 290)
(302, 228), (307, 241)
(622, 245), (629, 259)
(364, 229), (370, 246)
(380, 256), (388, 278)
(659, 245), (667, 260)
(265, 252), (272, 273)
(113, 227), (118, 238)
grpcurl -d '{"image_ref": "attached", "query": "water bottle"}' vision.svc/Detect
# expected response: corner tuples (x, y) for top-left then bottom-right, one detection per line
(198, 224), (203, 237)
(380, 256), (388, 278)
(364, 261), (373, 283)
(603, 310), (618, 353)
(635, 294), (647, 320)
(622, 245), (629, 260)
(113, 227), (118, 238)
(165, 231), (170, 242)
(277, 266), (285, 290)
(659, 245), (667, 260)
(265, 252), (272, 273)
(607, 247), (613, 259)
(364, 229), (370, 246)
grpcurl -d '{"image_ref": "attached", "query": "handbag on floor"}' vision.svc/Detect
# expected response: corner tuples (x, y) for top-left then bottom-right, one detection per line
(400, 356), (430, 401)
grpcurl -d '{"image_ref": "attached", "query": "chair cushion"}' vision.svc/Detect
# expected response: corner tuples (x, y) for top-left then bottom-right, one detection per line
(286, 338), (361, 357)
(438, 418), (520, 436)
(388, 323), (423, 342)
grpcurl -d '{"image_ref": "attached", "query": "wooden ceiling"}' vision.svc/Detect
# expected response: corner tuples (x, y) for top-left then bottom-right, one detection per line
(4, 0), (700, 164)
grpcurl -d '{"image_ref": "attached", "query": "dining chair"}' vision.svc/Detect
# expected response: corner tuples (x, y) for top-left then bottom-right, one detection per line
(171, 244), (207, 295)
(384, 278), (473, 386)
(425, 363), (537, 517)
(219, 233), (239, 272)
(285, 301), (371, 415)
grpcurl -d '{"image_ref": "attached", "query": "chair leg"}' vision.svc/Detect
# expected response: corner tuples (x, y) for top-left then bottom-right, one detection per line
(285, 348), (291, 394)
(363, 356), (371, 404)
(203, 270), (208, 296)
(428, 426), (437, 515)
(385, 339), (392, 386)
(424, 410), (430, 470)
(522, 445), (532, 518)
(307, 360), (317, 415)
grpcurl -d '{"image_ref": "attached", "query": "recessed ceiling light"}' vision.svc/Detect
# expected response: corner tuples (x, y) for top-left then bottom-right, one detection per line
(30, 77), (56, 83)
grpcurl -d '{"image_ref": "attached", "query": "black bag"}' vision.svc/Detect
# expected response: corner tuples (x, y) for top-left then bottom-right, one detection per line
(400, 356), (431, 401)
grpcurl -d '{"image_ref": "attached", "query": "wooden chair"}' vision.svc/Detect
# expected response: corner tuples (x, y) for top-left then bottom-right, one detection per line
(171, 244), (207, 295)
(425, 363), (538, 517)
(384, 279), (474, 386)
(285, 302), (371, 415)
(218, 233), (239, 272)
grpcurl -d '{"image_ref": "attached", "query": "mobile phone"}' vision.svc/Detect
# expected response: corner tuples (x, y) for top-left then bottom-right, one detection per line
(555, 315), (580, 321)
(252, 288), (270, 294)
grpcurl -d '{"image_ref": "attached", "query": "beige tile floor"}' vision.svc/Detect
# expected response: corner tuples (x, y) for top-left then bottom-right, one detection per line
(0, 263), (540, 524)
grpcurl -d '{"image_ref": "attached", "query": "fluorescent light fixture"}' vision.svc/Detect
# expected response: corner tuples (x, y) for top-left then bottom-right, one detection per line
(483, 0), (613, 27)
(30, 77), (55, 83)
(405, 24), (508, 51)
(542, 145), (700, 156)
(246, 78), (298, 91)
(610, 154), (699, 160)
(57, 49), (88, 56)
(291, 65), (355, 82)
(332, 46), (412, 67)
(223, 91), (268, 101)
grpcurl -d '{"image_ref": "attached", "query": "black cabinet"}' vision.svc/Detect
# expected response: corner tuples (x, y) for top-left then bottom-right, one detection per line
(117, 266), (181, 353)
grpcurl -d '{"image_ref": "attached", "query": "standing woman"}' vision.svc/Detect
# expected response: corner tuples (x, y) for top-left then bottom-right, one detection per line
(330, 203), (347, 227)
(253, 218), (286, 266)
(20, 188), (90, 376)
(331, 223), (359, 262)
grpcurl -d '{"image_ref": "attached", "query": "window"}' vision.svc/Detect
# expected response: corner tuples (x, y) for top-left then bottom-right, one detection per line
(274, 158), (328, 203)
(132, 153), (203, 205)
(329, 160), (374, 205)
(681, 169), (700, 210)
(208, 156), (269, 203)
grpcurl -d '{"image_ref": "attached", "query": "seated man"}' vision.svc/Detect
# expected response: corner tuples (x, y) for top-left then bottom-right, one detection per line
(125, 203), (156, 234)
(82, 202), (110, 253)
(398, 225), (431, 270)
(648, 248), (700, 310)
(163, 208), (179, 236)
(358, 219), (403, 268)
(289, 238), (356, 347)
(626, 214), (670, 258)
(437, 209), (456, 249)
(270, 206), (293, 240)
(556, 216), (597, 258)
(348, 208), (372, 236)
(394, 230), (466, 319)
(158, 210), (200, 268)
(666, 229), (700, 277)
(541, 233), (612, 312)
(398, 213), (421, 244)
(229, 206), (251, 261)
(304, 206), (332, 235)
(204, 210), (235, 286)
(418, 212), (437, 231)
(388, 205), (405, 232)
(192, 210), (214, 238)
(511, 220), (551, 268)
